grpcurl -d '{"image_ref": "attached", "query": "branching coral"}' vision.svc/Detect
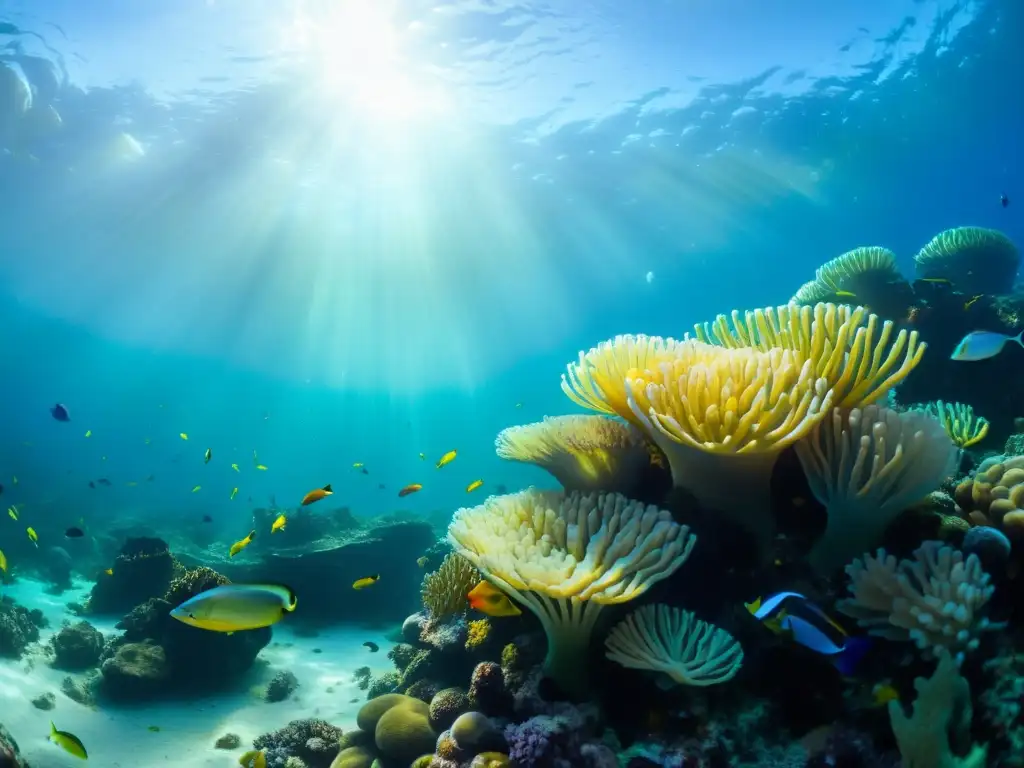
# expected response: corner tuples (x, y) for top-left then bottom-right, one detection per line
(421, 554), (481, 620)
(954, 455), (1024, 538)
(919, 400), (990, 449)
(448, 489), (695, 698)
(604, 604), (742, 687)
(914, 226), (1020, 295)
(795, 405), (959, 575)
(837, 541), (996, 663)
(494, 415), (653, 493)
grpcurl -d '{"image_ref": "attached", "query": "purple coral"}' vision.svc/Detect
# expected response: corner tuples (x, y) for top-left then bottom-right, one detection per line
(253, 718), (343, 768)
(503, 706), (606, 768)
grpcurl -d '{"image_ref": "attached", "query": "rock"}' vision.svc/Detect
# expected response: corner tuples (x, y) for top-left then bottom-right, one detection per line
(31, 692), (56, 710)
(51, 621), (104, 670)
(265, 670), (299, 703)
(60, 675), (96, 708)
(0, 596), (46, 659)
(215, 733), (241, 749)
(100, 641), (170, 700)
(86, 537), (177, 615)
(0, 722), (28, 768)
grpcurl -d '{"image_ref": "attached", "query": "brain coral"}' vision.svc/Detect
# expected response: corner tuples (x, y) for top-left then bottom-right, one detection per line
(954, 455), (1024, 538)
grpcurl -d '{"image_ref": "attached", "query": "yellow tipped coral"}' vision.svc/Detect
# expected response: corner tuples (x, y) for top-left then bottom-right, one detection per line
(494, 415), (653, 493)
(624, 339), (834, 545)
(561, 334), (684, 428)
(795, 405), (958, 575)
(605, 604), (743, 687)
(447, 489), (695, 697)
(421, 554), (481, 620)
(915, 226), (1020, 294)
(920, 400), (989, 449)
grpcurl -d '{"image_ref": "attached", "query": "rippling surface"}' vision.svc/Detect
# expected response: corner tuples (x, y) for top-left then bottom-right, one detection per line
(0, 0), (1016, 390)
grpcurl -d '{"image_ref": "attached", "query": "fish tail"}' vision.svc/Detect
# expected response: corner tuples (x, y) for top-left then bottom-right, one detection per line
(834, 635), (872, 676)
(1015, 330), (1024, 348)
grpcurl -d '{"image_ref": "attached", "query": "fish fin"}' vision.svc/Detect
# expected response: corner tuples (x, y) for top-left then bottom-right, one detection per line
(323, 484), (333, 492)
(802, 602), (848, 636)
(744, 597), (761, 615)
(1014, 330), (1024, 348)
(833, 636), (872, 676)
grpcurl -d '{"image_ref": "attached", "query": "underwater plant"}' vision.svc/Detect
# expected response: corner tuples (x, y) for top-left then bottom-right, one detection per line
(447, 489), (695, 698)
(914, 225), (1020, 295)
(604, 603), (742, 687)
(918, 400), (990, 449)
(837, 541), (995, 664)
(795, 405), (959, 575)
(494, 415), (652, 494)
(421, 554), (481, 620)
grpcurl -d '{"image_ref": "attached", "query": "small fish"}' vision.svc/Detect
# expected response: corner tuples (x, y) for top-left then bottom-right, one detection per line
(84, 430), (91, 438)
(180, 433), (188, 440)
(377, 483), (386, 489)
(97, 478), (111, 487)
(144, 437), (151, 444)
(229, 530), (256, 558)
(919, 277), (952, 284)
(204, 448), (212, 464)
(418, 453), (425, 460)
(964, 294), (984, 311)
(65, 527), (85, 539)
(192, 485), (202, 493)
(833, 290), (857, 299)
(466, 479), (484, 493)
(745, 591), (870, 675)
(515, 402), (523, 408)
(104, 568), (114, 576)
(88, 481), (95, 489)
(8, 506), (18, 521)
(352, 574), (380, 590)
(359, 466), (368, 475)
(0, 549), (6, 573)
(26, 527), (38, 546)
(50, 403), (71, 422)
(239, 749), (268, 768)
(202, 515), (213, 523)
(171, 584), (296, 632)
(467, 580), (522, 617)
(363, 641), (379, 652)
(1002, 193), (1009, 208)
(11, 475), (16, 485)
(49, 721), (87, 759)
(872, 682), (900, 706)
(231, 463), (239, 472)
(416, 556), (429, 568)
(147, 725), (160, 733)
(951, 329), (1024, 361)
(436, 450), (457, 469)
(256, 464), (268, 471)
(352, 462), (365, 469)
(126, 481), (138, 487)
(271, 514), (287, 533)
(301, 484), (333, 506)
(398, 483), (422, 497)
(230, 487), (239, 500)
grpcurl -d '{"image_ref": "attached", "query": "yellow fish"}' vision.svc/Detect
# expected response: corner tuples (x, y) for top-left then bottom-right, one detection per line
(49, 721), (88, 759)
(192, 485), (202, 493)
(231, 463), (240, 472)
(271, 514), (287, 533)
(872, 682), (900, 706)
(84, 430), (91, 438)
(352, 462), (364, 469)
(8, 506), (18, 521)
(230, 487), (239, 501)
(833, 290), (857, 299)
(229, 530), (256, 558)
(466, 479), (484, 493)
(256, 464), (268, 471)
(204, 448), (212, 464)
(416, 556), (429, 568)
(171, 584), (296, 633)
(436, 450), (457, 469)
(26, 527), (38, 547)
(239, 749), (268, 768)
(0, 549), (7, 573)
(964, 294), (984, 311)
(352, 574), (380, 590)
(180, 433), (188, 440)
(104, 568), (114, 576)
(467, 580), (522, 617)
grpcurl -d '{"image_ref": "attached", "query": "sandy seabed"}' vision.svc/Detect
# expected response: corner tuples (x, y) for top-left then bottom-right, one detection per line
(1, 578), (394, 767)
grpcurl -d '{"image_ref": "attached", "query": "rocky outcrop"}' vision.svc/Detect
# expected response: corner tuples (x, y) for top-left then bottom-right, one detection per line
(51, 621), (104, 670)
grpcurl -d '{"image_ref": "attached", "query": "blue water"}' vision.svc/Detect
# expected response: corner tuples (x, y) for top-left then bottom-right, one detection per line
(0, 0), (1020, 525)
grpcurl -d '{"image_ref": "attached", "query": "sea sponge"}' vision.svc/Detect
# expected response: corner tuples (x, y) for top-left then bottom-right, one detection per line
(374, 696), (437, 764)
(837, 541), (996, 663)
(421, 554), (480, 620)
(953, 455), (1024, 538)
(795, 405), (959, 575)
(465, 619), (490, 650)
(494, 415), (654, 493)
(604, 604), (743, 687)
(791, 246), (906, 309)
(448, 489), (695, 698)
(429, 688), (471, 730)
(919, 400), (990, 449)
(914, 226), (1020, 294)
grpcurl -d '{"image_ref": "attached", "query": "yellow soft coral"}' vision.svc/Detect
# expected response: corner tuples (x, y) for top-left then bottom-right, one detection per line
(465, 619), (491, 650)
(494, 415), (653, 493)
(920, 400), (989, 449)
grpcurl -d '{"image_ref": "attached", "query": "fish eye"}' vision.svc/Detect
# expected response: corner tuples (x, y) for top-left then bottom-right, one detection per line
(188, 613), (195, 619)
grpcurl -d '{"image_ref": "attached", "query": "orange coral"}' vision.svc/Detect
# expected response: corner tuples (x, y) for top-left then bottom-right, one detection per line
(954, 456), (1024, 537)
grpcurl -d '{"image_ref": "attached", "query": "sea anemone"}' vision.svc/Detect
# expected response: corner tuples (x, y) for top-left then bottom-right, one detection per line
(447, 489), (695, 698)
(914, 226), (1020, 294)
(917, 400), (989, 449)
(795, 405), (959, 575)
(494, 415), (652, 494)
(604, 604), (742, 687)
(791, 246), (906, 310)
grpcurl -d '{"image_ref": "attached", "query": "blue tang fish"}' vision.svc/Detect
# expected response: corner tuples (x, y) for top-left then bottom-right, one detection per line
(745, 591), (870, 675)
(951, 330), (1024, 361)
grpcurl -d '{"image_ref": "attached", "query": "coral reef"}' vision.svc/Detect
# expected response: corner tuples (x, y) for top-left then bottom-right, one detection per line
(0, 596), (46, 659)
(100, 641), (170, 699)
(265, 670), (300, 703)
(253, 718), (343, 768)
(0, 722), (28, 768)
(955, 455), (1024, 538)
(421, 554), (480, 621)
(50, 620), (104, 670)
(86, 536), (178, 615)
(914, 225), (1020, 295)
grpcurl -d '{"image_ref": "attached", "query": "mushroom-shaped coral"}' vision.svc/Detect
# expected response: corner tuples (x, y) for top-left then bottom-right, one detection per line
(953, 455), (1024, 538)
(914, 226), (1020, 295)
(421, 554), (480, 620)
(918, 400), (990, 449)
(836, 541), (995, 663)
(447, 489), (695, 698)
(795, 405), (959, 575)
(792, 246), (910, 317)
(494, 415), (654, 494)
(624, 339), (834, 545)
(604, 604), (742, 687)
